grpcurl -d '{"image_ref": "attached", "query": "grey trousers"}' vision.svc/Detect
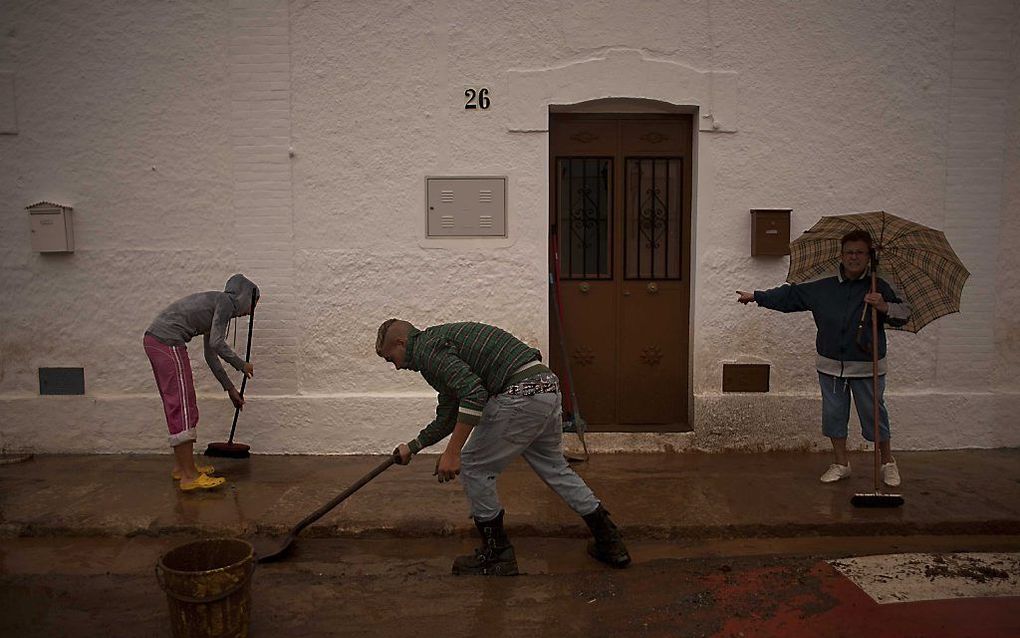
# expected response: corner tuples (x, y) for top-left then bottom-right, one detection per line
(460, 388), (600, 522)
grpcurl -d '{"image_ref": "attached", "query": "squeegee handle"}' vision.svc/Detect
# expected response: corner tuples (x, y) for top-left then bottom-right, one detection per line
(289, 454), (398, 537)
(226, 290), (257, 444)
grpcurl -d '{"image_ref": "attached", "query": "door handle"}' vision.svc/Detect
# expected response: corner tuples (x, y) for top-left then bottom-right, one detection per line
(579, 282), (590, 293)
(647, 282), (659, 294)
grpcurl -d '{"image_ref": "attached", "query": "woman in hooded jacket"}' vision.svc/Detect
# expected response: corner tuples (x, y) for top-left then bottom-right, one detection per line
(143, 274), (259, 491)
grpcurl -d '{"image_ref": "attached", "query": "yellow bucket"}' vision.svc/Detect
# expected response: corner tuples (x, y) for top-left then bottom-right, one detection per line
(156, 538), (255, 638)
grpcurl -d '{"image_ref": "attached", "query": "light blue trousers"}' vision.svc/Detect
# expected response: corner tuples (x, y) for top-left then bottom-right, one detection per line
(460, 387), (600, 522)
(818, 372), (890, 442)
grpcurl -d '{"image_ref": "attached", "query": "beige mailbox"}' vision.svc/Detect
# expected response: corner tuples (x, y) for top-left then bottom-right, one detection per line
(27, 202), (74, 253)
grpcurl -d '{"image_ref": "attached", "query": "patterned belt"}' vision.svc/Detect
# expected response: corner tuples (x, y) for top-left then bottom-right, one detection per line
(502, 373), (559, 397)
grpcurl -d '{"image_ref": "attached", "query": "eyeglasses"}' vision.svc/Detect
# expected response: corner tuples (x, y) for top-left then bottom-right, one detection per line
(842, 250), (869, 256)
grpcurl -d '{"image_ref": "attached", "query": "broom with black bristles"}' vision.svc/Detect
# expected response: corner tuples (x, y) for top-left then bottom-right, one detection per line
(205, 289), (256, 459)
(851, 250), (904, 508)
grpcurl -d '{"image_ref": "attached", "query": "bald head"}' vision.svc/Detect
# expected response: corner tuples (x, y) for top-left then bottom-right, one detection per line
(376, 319), (414, 369)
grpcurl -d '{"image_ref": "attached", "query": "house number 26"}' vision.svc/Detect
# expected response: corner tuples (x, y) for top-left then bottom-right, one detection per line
(464, 88), (491, 110)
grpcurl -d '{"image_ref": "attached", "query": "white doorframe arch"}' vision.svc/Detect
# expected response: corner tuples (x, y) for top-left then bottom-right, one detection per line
(506, 49), (738, 133)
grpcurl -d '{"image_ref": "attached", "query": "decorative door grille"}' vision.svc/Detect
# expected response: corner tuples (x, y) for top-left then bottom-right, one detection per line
(557, 157), (612, 279)
(625, 158), (683, 280)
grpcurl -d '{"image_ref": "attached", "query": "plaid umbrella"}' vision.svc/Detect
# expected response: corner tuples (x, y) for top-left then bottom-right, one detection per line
(788, 211), (969, 333)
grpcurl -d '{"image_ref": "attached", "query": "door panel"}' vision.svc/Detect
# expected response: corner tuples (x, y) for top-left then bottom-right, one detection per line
(559, 281), (617, 424)
(553, 153), (616, 424)
(550, 114), (692, 431)
(618, 155), (687, 425)
(618, 278), (685, 424)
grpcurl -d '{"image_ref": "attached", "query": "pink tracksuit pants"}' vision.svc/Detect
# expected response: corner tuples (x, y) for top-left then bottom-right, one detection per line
(144, 334), (199, 446)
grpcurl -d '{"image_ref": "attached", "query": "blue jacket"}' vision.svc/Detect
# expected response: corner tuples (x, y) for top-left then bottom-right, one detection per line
(754, 268), (911, 377)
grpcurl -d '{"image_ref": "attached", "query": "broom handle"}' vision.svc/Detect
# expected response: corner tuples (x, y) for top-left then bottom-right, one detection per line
(550, 227), (588, 457)
(227, 290), (257, 445)
(871, 262), (881, 494)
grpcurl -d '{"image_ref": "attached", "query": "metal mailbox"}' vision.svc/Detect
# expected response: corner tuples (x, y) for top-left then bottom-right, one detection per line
(750, 208), (790, 256)
(28, 202), (75, 253)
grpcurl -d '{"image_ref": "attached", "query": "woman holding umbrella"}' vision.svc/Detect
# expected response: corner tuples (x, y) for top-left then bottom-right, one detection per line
(737, 230), (911, 486)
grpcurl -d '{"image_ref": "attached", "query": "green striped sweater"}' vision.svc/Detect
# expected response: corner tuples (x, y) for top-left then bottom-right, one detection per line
(405, 322), (547, 453)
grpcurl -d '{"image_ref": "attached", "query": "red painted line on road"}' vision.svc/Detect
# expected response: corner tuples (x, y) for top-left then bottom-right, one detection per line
(706, 562), (1020, 638)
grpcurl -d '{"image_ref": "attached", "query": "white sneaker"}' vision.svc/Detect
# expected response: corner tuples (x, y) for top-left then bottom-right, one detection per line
(820, 463), (851, 483)
(881, 460), (901, 487)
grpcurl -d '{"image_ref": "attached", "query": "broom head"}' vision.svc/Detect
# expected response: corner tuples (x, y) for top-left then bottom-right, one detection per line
(205, 441), (251, 458)
(851, 492), (904, 508)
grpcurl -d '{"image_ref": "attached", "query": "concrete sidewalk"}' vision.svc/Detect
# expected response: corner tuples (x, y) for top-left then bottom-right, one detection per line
(1, 449), (1018, 540)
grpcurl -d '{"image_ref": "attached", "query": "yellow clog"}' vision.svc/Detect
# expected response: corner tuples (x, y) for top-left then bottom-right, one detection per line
(179, 473), (226, 492)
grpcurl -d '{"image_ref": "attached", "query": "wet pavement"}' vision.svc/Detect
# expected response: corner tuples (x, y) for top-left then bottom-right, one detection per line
(1, 449), (1018, 541)
(2, 535), (1018, 637)
(2, 449), (1019, 637)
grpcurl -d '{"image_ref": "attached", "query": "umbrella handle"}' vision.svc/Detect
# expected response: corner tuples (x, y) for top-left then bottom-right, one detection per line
(855, 250), (882, 355)
(855, 305), (872, 355)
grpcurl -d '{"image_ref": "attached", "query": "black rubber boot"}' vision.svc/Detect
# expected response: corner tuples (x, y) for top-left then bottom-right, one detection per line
(582, 505), (631, 568)
(452, 510), (519, 576)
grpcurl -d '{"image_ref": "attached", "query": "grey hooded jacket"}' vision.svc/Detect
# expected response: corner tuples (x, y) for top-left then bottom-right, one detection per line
(145, 274), (260, 390)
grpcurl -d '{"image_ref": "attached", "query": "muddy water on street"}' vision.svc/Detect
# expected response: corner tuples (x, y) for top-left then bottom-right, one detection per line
(2, 535), (1018, 637)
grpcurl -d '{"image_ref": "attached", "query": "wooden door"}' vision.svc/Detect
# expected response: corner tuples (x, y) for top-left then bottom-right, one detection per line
(550, 114), (692, 431)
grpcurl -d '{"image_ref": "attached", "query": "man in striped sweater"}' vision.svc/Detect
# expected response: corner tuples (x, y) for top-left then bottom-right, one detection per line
(376, 319), (631, 575)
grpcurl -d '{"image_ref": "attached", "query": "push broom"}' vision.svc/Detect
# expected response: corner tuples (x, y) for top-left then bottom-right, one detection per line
(550, 227), (589, 463)
(205, 289), (256, 459)
(851, 251), (904, 508)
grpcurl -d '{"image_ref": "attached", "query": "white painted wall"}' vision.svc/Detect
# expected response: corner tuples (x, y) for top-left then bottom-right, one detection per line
(0, 0), (1016, 455)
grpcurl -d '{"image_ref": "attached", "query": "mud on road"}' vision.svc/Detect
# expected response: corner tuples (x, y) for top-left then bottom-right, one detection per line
(2, 535), (1019, 637)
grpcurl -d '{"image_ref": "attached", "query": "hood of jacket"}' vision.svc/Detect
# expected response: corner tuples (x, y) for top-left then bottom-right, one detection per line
(224, 274), (260, 317)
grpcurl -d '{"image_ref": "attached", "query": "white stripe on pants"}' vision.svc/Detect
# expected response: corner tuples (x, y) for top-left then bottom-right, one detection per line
(460, 388), (600, 522)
